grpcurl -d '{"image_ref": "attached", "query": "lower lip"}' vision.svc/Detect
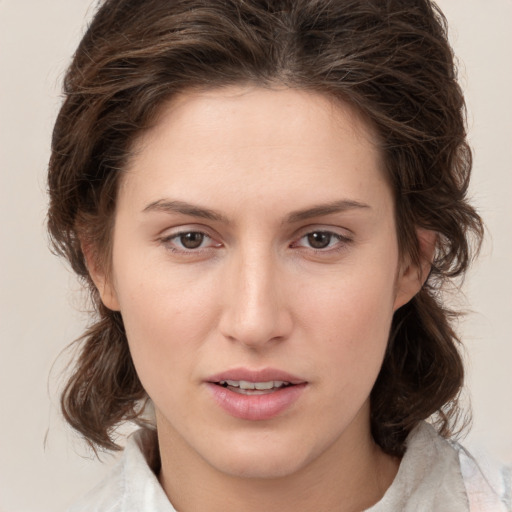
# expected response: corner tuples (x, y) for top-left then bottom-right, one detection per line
(206, 383), (307, 421)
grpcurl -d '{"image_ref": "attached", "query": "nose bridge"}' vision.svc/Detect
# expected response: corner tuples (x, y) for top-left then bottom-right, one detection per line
(219, 240), (290, 347)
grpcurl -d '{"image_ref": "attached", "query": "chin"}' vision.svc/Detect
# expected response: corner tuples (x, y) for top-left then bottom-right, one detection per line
(200, 431), (316, 480)
(214, 451), (307, 480)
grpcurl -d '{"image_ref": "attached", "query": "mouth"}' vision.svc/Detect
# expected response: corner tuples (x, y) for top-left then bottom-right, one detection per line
(215, 380), (295, 395)
(205, 368), (307, 420)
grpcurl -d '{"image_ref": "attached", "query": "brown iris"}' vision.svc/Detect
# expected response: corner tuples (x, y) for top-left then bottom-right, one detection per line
(180, 232), (204, 249)
(307, 232), (333, 249)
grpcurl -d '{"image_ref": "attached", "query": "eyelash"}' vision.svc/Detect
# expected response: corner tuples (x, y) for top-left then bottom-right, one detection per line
(291, 231), (352, 253)
(159, 230), (219, 253)
(159, 228), (352, 256)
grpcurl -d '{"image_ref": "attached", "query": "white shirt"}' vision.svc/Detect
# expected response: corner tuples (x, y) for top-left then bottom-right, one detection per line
(68, 422), (511, 511)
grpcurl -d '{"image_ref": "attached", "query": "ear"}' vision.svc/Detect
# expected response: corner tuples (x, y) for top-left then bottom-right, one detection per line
(81, 241), (121, 312)
(393, 229), (437, 311)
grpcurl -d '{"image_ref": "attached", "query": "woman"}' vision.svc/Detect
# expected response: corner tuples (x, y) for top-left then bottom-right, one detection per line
(47, 0), (510, 510)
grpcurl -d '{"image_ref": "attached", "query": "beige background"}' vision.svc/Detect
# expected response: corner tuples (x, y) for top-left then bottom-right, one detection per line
(0, 1), (511, 510)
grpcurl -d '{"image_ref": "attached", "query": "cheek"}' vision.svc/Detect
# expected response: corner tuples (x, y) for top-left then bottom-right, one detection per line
(298, 259), (397, 382)
(112, 257), (222, 388)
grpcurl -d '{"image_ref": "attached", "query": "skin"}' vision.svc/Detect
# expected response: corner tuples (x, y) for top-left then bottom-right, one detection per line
(89, 86), (432, 512)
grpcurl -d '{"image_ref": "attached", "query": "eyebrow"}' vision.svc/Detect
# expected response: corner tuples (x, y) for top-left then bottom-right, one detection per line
(285, 199), (371, 224)
(143, 198), (370, 224)
(143, 199), (230, 223)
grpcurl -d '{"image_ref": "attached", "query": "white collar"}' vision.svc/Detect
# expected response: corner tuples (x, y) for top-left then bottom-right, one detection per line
(69, 422), (510, 512)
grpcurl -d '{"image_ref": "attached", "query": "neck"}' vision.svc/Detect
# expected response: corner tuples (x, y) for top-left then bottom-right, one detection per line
(157, 409), (400, 512)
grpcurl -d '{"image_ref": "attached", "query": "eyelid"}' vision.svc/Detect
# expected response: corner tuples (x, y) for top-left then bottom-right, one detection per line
(159, 227), (223, 253)
(292, 224), (353, 240)
(156, 224), (353, 255)
(290, 226), (354, 252)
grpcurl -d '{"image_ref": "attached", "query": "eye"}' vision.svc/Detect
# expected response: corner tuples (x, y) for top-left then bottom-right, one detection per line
(177, 232), (207, 249)
(292, 230), (351, 251)
(305, 231), (335, 249)
(160, 230), (221, 252)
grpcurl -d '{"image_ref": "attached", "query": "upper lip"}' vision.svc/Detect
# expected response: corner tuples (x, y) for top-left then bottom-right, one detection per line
(206, 367), (307, 385)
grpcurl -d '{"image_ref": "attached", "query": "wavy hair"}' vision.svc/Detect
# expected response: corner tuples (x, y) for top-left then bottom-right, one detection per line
(47, 0), (483, 455)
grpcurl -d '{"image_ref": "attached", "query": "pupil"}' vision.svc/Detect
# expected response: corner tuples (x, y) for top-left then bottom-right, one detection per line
(181, 232), (204, 249)
(308, 232), (331, 249)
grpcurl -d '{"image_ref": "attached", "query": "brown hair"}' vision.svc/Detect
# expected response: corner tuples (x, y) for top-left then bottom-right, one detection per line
(48, 0), (483, 455)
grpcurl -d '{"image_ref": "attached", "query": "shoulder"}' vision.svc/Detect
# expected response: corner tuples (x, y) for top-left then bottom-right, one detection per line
(410, 422), (512, 511)
(454, 441), (512, 512)
(67, 428), (175, 512)
(66, 455), (126, 512)
(414, 422), (512, 511)
(368, 422), (511, 512)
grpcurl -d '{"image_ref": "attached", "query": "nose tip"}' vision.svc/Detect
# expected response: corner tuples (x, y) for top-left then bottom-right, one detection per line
(221, 307), (291, 348)
(218, 256), (292, 348)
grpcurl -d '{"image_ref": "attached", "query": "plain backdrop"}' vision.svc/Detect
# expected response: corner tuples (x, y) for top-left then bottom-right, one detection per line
(0, 1), (511, 511)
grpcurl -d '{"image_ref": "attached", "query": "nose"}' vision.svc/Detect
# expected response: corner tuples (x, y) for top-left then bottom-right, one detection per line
(218, 246), (293, 349)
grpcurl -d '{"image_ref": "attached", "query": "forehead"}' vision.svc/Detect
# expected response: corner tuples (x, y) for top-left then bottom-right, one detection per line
(120, 85), (390, 218)
(134, 85), (380, 159)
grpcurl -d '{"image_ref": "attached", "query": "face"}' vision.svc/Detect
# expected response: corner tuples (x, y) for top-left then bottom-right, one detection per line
(94, 86), (424, 479)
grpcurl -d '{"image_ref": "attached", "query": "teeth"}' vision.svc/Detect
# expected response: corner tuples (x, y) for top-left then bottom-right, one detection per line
(254, 381), (274, 390)
(218, 380), (288, 390)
